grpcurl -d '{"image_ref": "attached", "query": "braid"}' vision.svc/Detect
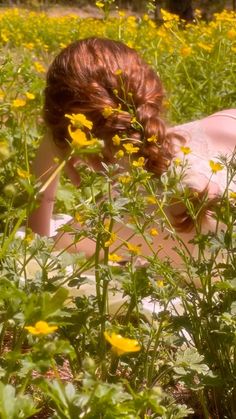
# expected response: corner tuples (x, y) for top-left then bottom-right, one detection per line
(44, 37), (183, 176)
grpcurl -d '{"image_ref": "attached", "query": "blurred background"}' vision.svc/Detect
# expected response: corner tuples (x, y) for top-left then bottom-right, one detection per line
(0, 0), (235, 21)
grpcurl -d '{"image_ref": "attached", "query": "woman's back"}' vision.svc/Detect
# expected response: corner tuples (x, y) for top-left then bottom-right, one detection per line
(169, 109), (236, 197)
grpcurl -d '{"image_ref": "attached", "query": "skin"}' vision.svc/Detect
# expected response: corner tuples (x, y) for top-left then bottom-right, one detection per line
(28, 109), (236, 266)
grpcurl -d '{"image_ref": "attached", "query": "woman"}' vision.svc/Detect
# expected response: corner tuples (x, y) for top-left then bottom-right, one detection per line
(28, 37), (236, 265)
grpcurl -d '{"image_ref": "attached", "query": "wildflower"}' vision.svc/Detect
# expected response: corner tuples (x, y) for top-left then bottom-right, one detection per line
(24, 231), (35, 244)
(115, 150), (124, 159)
(146, 196), (157, 205)
(34, 61), (46, 73)
(150, 228), (158, 236)
(104, 232), (117, 248)
(229, 191), (236, 199)
(75, 212), (85, 224)
(25, 320), (58, 335)
(108, 253), (123, 263)
(180, 46), (192, 57)
(227, 29), (236, 40)
(65, 113), (93, 130)
(102, 106), (114, 118)
(118, 10), (126, 17)
(209, 160), (224, 174)
(96, 1), (104, 8)
(12, 99), (26, 108)
(104, 331), (141, 356)
(132, 157), (144, 168)
(68, 127), (99, 149)
(157, 279), (164, 287)
(104, 219), (111, 232)
(142, 14), (149, 21)
(147, 135), (158, 143)
(118, 174), (132, 184)
(112, 134), (121, 146)
(25, 92), (35, 100)
(126, 242), (141, 255)
(1, 31), (9, 43)
(17, 168), (31, 179)
(115, 69), (122, 75)
(0, 90), (5, 101)
(23, 42), (34, 50)
(123, 143), (139, 154)
(180, 146), (191, 155)
(173, 157), (182, 166)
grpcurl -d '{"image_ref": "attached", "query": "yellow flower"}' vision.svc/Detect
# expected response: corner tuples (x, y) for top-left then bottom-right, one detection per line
(0, 90), (5, 101)
(96, 1), (104, 8)
(34, 61), (46, 73)
(68, 126), (99, 149)
(24, 231), (35, 244)
(126, 242), (141, 255)
(102, 106), (114, 118)
(25, 92), (35, 100)
(115, 69), (122, 75)
(118, 174), (132, 184)
(65, 113), (93, 130)
(75, 212), (85, 224)
(104, 219), (111, 232)
(173, 157), (182, 167)
(227, 28), (236, 40)
(104, 331), (141, 356)
(150, 228), (158, 236)
(115, 150), (124, 159)
(104, 232), (117, 248)
(180, 146), (191, 155)
(25, 321), (58, 335)
(23, 42), (34, 50)
(112, 134), (121, 146)
(229, 191), (236, 199)
(17, 168), (31, 179)
(146, 196), (157, 205)
(123, 143), (140, 154)
(12, 99), (26, 108)
(147, 135), (158, 143)
(157, 279), (164, 287)
(180, 46), (192, 57)
(1, 31), (9, 43)
(118, 10), (126, 17)
(132, 157), (145, 167)
(209, 160), (224, 174)
(108, 253), (123, 263)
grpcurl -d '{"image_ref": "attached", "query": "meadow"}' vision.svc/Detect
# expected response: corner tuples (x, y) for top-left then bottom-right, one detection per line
(0, 5), (236, 418)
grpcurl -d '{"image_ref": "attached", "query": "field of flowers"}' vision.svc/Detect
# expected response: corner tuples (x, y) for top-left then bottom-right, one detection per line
(0, 5), (236, 418)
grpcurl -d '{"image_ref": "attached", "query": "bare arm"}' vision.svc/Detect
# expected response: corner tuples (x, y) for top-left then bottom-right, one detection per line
(28, 131), (63, 236)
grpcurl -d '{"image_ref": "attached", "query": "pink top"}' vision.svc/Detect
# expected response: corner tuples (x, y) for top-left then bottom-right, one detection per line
(170, 110), (236, 196)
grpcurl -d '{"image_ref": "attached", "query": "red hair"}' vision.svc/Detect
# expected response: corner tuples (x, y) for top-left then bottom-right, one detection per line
(44, 37), (180, 176)
(44, 37), (215, 231)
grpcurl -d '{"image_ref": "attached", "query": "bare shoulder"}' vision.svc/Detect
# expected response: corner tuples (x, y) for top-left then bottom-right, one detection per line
(201, 109), (236, 154)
